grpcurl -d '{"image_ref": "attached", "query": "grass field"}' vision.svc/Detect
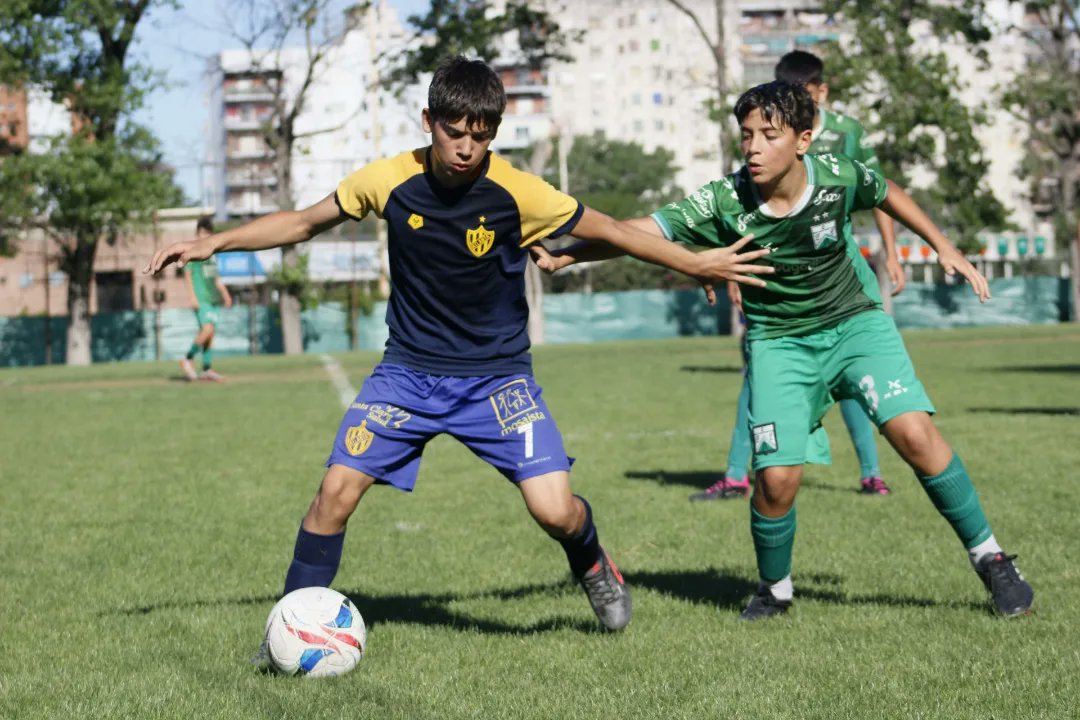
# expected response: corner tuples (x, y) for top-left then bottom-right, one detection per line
(2, 325), (1079, 719)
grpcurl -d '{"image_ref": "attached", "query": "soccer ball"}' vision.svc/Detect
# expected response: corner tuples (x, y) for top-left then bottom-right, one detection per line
(263, 587), (366, 678)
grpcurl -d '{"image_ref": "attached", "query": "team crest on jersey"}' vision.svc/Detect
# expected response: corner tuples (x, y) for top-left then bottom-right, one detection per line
(810, 220), (838, 249)
(408, 213), (424, 230)
(345, 420), (374, 456)
(466, 217), (495, 257)
(752, 423), (778, 455)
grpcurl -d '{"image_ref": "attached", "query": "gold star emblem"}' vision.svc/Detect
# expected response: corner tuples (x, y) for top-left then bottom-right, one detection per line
(407, 213), (423, 230)
(479, 215), (486, 223)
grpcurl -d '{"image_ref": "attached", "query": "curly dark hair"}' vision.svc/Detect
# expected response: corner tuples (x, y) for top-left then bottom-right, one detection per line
(733, 81), (816, 134)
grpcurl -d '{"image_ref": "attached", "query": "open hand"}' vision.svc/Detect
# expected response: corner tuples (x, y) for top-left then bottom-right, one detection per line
(144, 238), (215, 275)
(694, 234), (774, 287)
(937, 245), (990, 302)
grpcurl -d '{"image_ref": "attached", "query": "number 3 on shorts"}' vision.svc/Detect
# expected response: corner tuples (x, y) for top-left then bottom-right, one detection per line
(517, 422), (534, 459)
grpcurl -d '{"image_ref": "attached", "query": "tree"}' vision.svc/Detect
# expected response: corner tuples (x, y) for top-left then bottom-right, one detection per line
(383, 1), (580, 90)
(533, 132), (686, 293)
(665, 0), (738, 173)
(999, 1), (1080, 246)
(0, 1), (184, 365)
(820, 0), (1009, 252)
(216, 0), (362, 355)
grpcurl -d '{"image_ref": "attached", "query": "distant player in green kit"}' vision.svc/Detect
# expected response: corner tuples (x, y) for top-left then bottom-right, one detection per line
(539, 82), (1033, 621)
(698, 50), (902, 501)
(180, 216), (232, 382)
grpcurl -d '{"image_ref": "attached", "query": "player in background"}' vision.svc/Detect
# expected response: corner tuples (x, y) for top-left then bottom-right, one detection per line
(693, 50), (901, 501)
(146, 57), (773, 634)
(180, 216), (232, 383)
(538, 81), (1033, 621)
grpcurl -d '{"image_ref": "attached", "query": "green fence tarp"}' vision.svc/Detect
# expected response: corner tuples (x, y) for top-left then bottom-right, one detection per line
(0, 277), (1071, 367)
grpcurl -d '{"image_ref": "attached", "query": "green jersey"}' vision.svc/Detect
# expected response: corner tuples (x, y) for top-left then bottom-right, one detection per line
(651, 153), (888, 340)
(810, 108), (880, 172)
(186, 259), (221, 307)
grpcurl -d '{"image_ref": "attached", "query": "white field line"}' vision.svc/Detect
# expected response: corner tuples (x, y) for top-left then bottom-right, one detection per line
(320, 354), (357, 408)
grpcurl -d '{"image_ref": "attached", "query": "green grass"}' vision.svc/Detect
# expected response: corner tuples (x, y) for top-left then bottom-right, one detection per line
(2, 325), (1079, 719)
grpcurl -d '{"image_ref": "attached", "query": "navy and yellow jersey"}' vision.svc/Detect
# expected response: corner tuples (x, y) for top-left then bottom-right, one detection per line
(336, 148), (583, 377)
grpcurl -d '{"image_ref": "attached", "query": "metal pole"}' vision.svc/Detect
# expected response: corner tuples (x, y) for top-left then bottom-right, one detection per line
(42, 236), (52, 365)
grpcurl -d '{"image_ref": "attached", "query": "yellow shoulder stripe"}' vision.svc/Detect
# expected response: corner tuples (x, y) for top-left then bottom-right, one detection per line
(336, 149), (426, 220)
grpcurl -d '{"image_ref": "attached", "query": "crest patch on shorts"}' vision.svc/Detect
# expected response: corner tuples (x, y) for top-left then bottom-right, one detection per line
(752, 423), (778, 455)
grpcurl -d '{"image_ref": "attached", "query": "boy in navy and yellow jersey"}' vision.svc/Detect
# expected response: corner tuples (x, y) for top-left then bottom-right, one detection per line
(540, 82), (1033, 621)
(146, 56), (772, 634)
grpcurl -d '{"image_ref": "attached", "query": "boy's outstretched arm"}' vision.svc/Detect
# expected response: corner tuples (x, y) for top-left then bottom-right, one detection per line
(144, 193), (347, 274)
(880, 180), (990, 302)
(537, 209), (772, 288)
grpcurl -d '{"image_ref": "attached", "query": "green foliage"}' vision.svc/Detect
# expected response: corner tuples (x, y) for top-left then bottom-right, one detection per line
(0, 1), (184, 277)
(820, 0), (1009, 252)
(384, 1), (583, 91)
(266, 252), (320, 310)
(998, 0), (1080, 236)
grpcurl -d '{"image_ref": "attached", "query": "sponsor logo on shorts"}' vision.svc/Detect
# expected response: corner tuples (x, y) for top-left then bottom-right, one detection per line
(349, 402), (411, 429)
(501, 411), (547, 437)
(883, 379), (909, 400)
(345, 420), (374, 456)
(752, 423), (778, 455)
(490, 379), (539, 427)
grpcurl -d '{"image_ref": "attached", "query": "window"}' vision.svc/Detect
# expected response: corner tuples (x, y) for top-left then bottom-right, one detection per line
(632, 119), (644, 132)
(653, 92), (663, 106)
(94, 272), (134, 312)
(515, 126), (530, 141)
(650, 39), (661, 51)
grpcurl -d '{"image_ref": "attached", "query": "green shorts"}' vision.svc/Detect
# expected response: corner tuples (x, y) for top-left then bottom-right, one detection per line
(747, 310), (934, 470)
(195, 306), (220, 328)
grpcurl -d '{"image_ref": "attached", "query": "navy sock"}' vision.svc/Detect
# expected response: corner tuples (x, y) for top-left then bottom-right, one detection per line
(283, 525), (345, 595)
(559, 495), (602, 578)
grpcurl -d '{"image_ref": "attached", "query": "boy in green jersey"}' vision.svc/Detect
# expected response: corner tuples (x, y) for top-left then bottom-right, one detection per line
(180, 216), (232, 382)
(696, 50), (901, 501)
(539, 82), (1033, 620)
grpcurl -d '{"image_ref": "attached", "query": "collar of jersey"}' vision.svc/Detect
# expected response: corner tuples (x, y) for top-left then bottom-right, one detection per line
(749, 155), (816, 219)
(423, 148), (492, 203)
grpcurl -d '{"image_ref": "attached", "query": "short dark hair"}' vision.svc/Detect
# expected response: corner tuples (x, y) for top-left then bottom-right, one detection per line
(428, 55), (506, 130)
(196, 216), (214, 234)
(775, 50), (825, 86)
(734, 81), (816, 134)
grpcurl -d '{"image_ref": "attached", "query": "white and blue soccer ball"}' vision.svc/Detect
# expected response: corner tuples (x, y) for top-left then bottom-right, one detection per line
(263, 587), (366, 678)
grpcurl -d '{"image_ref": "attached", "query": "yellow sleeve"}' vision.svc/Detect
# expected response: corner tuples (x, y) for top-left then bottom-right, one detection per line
(486, 155), (583, 246)
(335, 150), (425, 220)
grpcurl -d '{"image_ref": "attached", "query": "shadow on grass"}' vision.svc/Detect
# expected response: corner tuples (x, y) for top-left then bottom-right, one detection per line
(628, 567), (986, 615)
(991, 364), (1080, 375)
(111, 581), (601, 636)
(968, 406), (1079, 416)
(625, 469), (720, 490)
(679, 365), (742, 374)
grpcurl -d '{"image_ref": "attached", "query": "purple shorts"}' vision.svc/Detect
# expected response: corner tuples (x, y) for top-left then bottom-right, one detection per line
(327, 363), (573, 491)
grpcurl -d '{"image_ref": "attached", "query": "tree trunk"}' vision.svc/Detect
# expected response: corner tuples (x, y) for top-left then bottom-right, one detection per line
(279, 244), (304, 354)
(65, 240), (96, 366)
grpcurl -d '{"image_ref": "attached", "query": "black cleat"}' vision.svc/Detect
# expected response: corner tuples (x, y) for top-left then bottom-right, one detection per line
(739, 586), (792, 622)
(579, 548), (632, 631)
(975, 552), (1033, 617)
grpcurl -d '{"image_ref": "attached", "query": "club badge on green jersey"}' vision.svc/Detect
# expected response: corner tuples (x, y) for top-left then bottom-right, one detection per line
(753, 423), (778, 455)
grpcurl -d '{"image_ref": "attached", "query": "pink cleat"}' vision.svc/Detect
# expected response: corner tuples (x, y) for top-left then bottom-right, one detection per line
(201, 369), (226, 383)
(859, 476), (891, 495)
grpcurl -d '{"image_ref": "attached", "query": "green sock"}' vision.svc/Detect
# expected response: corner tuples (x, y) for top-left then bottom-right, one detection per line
(750, 503), (796, 583)
(202, 347), (213, 371)
(917, 453), (992, 549)
(186, 343), (200, 360)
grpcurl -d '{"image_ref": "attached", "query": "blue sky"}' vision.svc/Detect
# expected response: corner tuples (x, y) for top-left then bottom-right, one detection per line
(133, 0), (430, 205)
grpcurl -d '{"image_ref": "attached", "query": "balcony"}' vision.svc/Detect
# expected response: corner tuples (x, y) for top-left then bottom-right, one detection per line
(224, 116), (273, 131)
(226, 201), (279, 217)
(226, 172), (277, 187)
(227, 148), (275, 161)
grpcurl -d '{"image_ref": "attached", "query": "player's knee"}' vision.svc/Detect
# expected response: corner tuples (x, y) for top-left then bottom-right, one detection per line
(316, 466), (371, 518)
(530, 497), (580, 538)
(884, 413), (939, 458)
(755, 467), (800, 509)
